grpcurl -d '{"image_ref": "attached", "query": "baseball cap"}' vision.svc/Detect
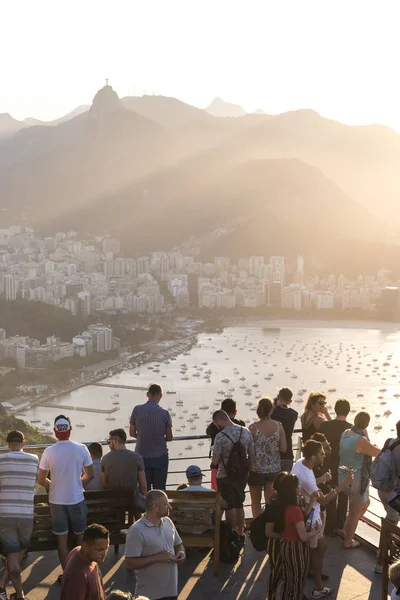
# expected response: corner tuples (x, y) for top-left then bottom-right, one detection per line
(186, 465), (204, 478)
(6, 430), (24, 444)
(54, 415), (71, 433)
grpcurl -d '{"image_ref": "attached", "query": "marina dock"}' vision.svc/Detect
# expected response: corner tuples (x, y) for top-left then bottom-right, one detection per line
(92, 383), (147, 391)
(37, 403), (120, 414)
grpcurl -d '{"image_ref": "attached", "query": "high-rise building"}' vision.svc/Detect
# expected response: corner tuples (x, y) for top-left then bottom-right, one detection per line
(249, 256), (264, 277)
(187, 274), (199, 308)
(5, 275), (17, 301)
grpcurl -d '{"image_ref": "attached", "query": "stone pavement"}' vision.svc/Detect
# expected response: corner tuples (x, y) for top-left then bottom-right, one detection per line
(6, 537), (389, 600)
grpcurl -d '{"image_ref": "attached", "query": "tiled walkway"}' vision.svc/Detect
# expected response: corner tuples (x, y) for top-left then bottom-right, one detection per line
(12, 537), (388, 600)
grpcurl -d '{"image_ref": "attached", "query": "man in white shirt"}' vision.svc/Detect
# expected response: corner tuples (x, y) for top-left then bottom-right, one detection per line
(292, 439), (353, 599)
(37, 415), (93, 576)
(0, 430), (39, 600)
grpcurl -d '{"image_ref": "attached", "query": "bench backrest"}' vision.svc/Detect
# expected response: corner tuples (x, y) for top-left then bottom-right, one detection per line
(166, 490), (221, 535)
(33, 489), (135, 542)
(381, 518), (400, 599)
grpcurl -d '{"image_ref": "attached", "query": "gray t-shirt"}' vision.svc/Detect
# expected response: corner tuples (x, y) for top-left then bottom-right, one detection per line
(125, 515), (182, 599)
(101, 449), (144, 490)
(213, 424), (254, 479)
(84, 458), (102, 491)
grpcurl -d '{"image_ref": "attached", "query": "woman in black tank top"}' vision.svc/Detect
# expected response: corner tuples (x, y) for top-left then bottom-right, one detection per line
(301, 392), (332, 442)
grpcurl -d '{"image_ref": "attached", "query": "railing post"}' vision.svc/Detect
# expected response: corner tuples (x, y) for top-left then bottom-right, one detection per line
(381, 518), (389, 600)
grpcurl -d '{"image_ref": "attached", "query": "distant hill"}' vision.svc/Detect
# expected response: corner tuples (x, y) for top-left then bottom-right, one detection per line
(121, 95), (213, 130)
(0, 299), (86, 342)
(24, 105), (90, 128)
(206, 97), (246, 117)
(0, 86), (174, 224)
(0, 113), (25, 139)
(52, 156), (391, 273)
(1, 90), (400, 271)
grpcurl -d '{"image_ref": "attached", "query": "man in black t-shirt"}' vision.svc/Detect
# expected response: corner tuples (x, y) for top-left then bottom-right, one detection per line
(319, 398), (352, 533)
(206, 398), (245, 447)
(271, 387), (298, 472)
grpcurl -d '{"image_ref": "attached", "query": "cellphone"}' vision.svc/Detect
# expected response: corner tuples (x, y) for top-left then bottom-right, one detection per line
(338, 466), (357, 473)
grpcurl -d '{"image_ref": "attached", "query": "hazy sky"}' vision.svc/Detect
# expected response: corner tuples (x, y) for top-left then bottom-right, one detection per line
(2, 0), (400, 129)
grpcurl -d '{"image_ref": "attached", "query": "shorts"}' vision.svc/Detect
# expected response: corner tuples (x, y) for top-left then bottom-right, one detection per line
(309, 528), (324, 549)
(248, 471), (279, 487)
(50, 500), (88, 536)
(217, 477), (246, 510)
(341, 479), (370, 505)
(280, 459), (293, 473)
(0, 517), (33, 554)
(378, 489), (400, 523)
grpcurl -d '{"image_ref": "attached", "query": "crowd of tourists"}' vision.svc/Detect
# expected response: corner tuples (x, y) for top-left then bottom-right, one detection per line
(0, 383), (400, 599)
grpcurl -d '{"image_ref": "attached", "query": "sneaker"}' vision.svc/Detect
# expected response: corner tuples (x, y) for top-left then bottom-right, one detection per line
(374, 564), (383, 574)
(0, 586), (8, 600)
(312, 587), (334, 598)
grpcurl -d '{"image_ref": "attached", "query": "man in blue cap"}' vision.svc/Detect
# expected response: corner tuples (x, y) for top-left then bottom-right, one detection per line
(183, 465), (211, 492)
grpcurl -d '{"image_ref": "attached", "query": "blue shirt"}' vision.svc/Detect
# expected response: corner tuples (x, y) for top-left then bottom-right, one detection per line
(130, 400), (172, 458)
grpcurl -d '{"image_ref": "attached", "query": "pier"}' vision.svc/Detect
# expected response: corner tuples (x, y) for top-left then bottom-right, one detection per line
(92, 383), (147, 391)
(37, 403), (120, 414)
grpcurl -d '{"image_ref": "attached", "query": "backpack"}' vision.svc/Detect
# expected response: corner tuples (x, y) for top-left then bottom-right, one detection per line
(370, 438), (400, 491)
(249, 510), (268, 551)
(221, 427), (249, 481)
(219, 522), (241, 563)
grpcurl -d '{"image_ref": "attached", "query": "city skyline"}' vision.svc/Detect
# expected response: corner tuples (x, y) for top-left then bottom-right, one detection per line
(2, 1), (400, 131)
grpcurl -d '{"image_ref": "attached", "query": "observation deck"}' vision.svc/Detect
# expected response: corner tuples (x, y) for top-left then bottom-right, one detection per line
(0, 434), (390, 599)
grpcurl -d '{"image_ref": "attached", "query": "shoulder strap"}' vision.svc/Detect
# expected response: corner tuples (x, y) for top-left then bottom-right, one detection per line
(221, 431), (234, 444)
(389, 439), (400, 452)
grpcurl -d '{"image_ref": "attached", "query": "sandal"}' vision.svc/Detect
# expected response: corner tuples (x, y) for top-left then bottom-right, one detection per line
(10, 594), (24, 600)
(344, 540), (361, 549)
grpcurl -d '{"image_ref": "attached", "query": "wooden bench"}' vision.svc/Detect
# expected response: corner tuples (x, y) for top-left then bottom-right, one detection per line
(166, 490), (221, 576)
(31, 489), (136, 552)
(381, 518), (400, 599)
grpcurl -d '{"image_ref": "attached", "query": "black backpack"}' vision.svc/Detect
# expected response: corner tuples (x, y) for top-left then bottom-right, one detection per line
(221, 427), (249, 481)
(249, 510), (268, 551)
(219, 522), (241, 563)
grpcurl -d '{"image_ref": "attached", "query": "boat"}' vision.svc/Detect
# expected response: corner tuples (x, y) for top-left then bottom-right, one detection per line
(328, 388), (337, 393)
(106, 416), (116, 421)
(221, 378), (230, 383)
(76, 423), (86, 427)
(31, 419), (41, 424)
(185, 445), (193, 450)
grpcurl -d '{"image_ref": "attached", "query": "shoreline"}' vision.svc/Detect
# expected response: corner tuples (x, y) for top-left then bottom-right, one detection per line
(226, 318), (400, 332)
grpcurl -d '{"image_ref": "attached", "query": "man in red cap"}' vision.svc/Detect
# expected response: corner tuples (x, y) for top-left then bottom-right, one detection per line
(37, 415), (94, 580)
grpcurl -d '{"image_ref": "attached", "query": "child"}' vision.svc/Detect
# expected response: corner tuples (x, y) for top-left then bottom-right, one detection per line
(390, 560), (400, 598)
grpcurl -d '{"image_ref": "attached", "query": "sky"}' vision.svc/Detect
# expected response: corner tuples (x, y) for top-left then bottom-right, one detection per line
(2, 0), (400, 129)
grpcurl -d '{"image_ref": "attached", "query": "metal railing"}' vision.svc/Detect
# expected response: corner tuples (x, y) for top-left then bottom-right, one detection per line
(1, 430), (382, 537)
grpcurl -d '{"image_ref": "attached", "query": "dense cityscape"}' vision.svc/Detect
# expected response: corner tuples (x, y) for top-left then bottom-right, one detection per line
(0, 224), (399, 371)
